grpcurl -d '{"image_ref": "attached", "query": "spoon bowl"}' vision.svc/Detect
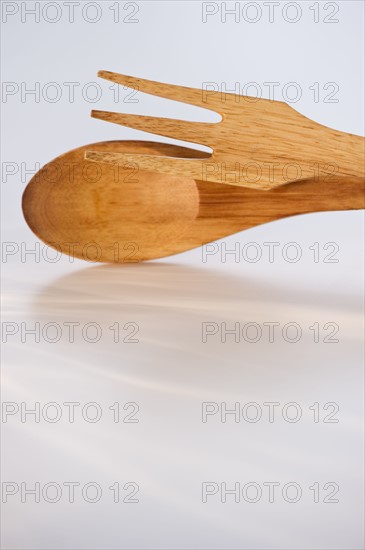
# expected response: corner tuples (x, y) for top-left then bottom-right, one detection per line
(22, 141), (202, 262)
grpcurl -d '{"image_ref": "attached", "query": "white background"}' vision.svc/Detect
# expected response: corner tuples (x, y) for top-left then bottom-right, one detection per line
(1, 1), (364, 549)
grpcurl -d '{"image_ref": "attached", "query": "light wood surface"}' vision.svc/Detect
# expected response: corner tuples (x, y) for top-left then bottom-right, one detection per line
(22, 141), (364, 263)
(84, 71), (365, 190)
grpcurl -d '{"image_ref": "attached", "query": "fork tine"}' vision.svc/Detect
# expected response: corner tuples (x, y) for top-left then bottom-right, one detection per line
(85, 150), (213, 181)
(98, 70), (223, 112)
(91, 110), (215, 147)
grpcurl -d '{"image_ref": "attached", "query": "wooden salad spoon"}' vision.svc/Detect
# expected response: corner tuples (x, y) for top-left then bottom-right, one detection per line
(22, 140), (364, 263)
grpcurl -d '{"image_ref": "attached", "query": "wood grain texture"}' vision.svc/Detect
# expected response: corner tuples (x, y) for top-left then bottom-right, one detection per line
(22, 141), (364, 263)
(85, 71), (365, 190)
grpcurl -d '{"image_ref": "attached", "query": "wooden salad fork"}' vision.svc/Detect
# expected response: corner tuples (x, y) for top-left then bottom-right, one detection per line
(85, 70), (365, 190)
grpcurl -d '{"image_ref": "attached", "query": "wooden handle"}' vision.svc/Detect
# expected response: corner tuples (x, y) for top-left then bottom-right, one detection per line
(315, 128), (365, 181)
(271, 175), (365, 214)
(195, 174), (364, 246)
